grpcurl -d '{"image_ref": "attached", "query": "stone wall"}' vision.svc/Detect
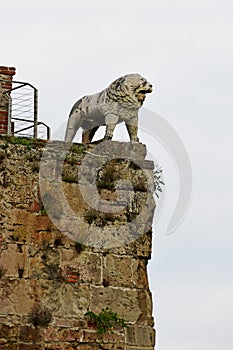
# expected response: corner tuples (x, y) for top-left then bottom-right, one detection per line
(0, 66), (16, 135)
(0, 136), (156, 349)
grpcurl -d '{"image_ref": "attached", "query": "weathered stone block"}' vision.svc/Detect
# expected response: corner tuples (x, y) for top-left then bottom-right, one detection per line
(137, 290), (154, 326)
(125, 347), (154, 350)
(0, 280), (34, 315)
(126, 325), (155, 347)
(18, 345), (43, 350)
(61, 250), (102, 285)
(90, 286), (141, 323)
(19, 325), (43, 343)
(53, 318), (82, 328)
(6, 209), (53, 242)
(0, 325), (18, 342)
(0, 344), (17, 350)
(101, 346), (125, 350)
(103, 255), (138, 288)
(82, 330), (125, 343)
(35, 282), (90, 319)
(44, 344), (87, 350)
(0, 243), (29, 278)
(45, 327), (80, 342)
(108, 230), (152, 258)
(29, 245), (60, 280)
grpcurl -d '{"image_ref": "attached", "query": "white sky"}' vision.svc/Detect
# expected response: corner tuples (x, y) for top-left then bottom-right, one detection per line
(1, 1), (233, 349)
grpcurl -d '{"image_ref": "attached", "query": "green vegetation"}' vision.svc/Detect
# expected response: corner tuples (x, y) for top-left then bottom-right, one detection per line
(70, 144), (85, 154)
(85, 307), (128, 335)
(3, 136), (46, 148)
(7, 136), (34, 149)
(41, 208), (48, 216)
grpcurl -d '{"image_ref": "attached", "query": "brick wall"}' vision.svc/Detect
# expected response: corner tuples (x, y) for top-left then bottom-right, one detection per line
(0, 66), (16, 135)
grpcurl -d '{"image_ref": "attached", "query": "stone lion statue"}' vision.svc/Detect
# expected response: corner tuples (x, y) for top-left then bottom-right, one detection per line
(65, 73), (153, 143)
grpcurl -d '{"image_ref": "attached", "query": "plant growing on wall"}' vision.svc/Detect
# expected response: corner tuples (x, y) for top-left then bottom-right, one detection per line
(154, 163), (165, 198)
(85, 307), (128, 335)
(28, 303), (52, 327)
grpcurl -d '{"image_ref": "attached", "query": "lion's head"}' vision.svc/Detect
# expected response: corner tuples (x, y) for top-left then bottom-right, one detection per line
(107, 73), (153, 108)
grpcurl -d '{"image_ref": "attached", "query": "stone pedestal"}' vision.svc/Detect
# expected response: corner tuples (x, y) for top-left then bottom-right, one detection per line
(0, 137), (156, 349)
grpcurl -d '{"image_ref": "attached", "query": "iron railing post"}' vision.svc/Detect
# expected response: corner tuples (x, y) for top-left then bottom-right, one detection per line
(6, 92), (12, 135)
(47, 125), (50, 140)
(33, 87), (38, 139)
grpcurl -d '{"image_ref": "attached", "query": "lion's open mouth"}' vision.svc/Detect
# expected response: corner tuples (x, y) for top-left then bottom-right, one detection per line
(139, 88), (152, 94)
(137, 87), (152, 102)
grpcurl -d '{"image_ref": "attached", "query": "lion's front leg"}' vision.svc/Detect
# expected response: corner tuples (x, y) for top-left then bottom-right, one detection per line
(126, 123), (139, 142)
(104, 114), (119, 140)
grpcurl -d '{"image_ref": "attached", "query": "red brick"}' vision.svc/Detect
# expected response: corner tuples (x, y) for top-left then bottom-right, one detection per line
(0, 82), (12, 89)
(31, 200), (40, 212)
(65, 274), (79, 283)
(0, 67), (16, 76)
(0, 119), (8, 125)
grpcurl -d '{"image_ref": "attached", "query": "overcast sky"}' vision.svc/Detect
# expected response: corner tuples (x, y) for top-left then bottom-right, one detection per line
(1, 1), (233, 349)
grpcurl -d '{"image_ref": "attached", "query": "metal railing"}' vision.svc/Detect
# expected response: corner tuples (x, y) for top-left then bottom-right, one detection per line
(0, 79), (50, 140)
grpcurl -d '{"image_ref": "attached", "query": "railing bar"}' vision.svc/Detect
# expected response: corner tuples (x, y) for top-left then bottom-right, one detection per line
(12, 117), (35, 122)
(14, 125), (35, 133)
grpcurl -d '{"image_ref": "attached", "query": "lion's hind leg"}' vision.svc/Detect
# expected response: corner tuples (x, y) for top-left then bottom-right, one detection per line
(65, 111), (81, 142)
(82, 127), (99, 144)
